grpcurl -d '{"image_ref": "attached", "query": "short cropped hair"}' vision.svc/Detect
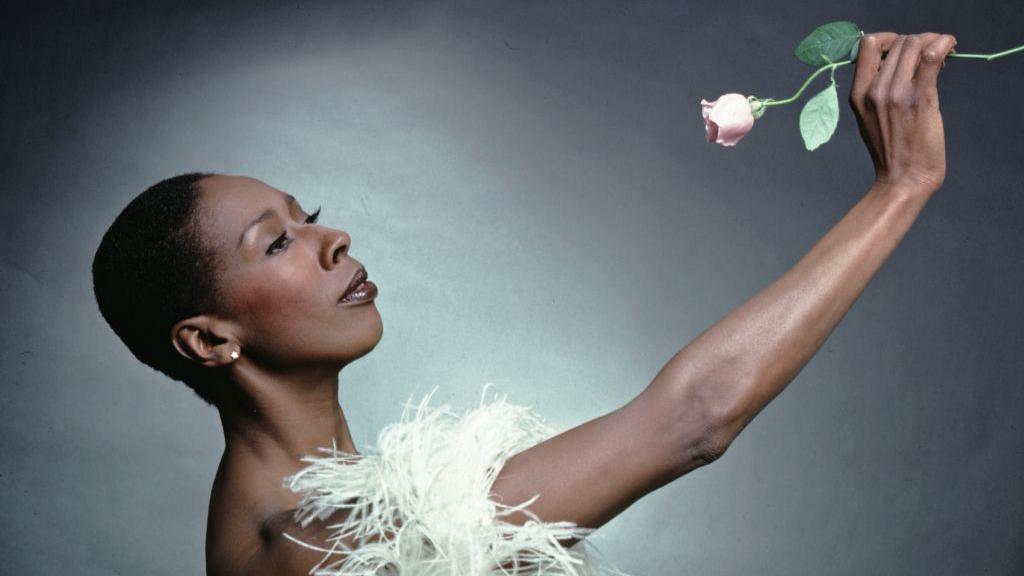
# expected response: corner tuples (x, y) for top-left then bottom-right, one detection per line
(92, 172), (225, 405)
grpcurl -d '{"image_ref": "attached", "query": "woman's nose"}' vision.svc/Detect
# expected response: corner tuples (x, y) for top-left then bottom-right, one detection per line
(323, 228), (350, 269)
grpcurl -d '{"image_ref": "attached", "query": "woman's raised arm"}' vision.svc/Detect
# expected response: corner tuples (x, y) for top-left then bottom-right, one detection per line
(654, 32), (956, 460)
(654, 179), (933, 463)
(486, 179), (935, 553)
(487, 32), (956, 552)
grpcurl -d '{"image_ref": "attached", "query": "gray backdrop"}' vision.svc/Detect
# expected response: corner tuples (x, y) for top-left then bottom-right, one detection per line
(1, 1), (1021, 574)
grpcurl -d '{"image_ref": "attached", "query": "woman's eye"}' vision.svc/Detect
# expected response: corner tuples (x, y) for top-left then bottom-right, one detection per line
(267, 232), (288, 254)
(267, 206), (322, 255)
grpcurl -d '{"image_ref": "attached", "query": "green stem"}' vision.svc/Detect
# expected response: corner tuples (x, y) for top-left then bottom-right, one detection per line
(947, 43), (1024, 60)
(762, 42), (1024, 107)
(762, 61), (851, 106)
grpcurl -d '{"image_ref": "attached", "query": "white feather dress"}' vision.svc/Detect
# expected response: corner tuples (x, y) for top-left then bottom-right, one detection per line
(283, 383), (632, 576)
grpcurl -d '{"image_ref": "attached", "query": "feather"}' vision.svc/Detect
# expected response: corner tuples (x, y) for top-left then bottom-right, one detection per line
(283, 383), (633, 575)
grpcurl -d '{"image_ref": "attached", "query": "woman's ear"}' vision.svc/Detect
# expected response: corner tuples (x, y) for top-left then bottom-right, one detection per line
(170, 316), (237, 368)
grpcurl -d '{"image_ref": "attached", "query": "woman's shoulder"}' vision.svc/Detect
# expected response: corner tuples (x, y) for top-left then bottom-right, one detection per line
(206, 445), (365, 576)
(208, 488), (366, 575)
(205, 454), (291, 576)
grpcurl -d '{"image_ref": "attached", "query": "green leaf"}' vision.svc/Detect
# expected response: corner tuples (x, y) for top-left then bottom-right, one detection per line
(794, 21), (862, 67)
(799, 82), (840, 151)
(849, 30), (865, 63)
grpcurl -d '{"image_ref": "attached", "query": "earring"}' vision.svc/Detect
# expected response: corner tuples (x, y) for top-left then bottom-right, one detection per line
(230, 349), (239, 360)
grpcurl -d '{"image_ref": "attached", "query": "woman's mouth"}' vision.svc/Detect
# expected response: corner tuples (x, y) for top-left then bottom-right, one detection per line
(338, 280), (377, 304)
(338, 267), (378, 305)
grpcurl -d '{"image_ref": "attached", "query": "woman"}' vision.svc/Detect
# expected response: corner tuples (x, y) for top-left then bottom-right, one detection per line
(91, 32), (956, 575)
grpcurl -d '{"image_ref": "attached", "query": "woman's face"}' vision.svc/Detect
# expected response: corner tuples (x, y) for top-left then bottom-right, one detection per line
(196, 174), (382, 373)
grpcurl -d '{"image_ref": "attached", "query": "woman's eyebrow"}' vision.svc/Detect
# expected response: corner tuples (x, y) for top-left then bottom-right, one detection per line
(237, 194), (297, 249)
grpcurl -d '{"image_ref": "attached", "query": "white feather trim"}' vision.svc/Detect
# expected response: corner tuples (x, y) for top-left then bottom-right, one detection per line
(283, 383), (632, 576)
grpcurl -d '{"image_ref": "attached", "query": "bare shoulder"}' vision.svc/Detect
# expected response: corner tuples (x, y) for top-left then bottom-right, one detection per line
(207, 507), (339, 576)
(233, 509), (353, 576)
(204, 457), (262, 576)
(206, 465), (361, 576)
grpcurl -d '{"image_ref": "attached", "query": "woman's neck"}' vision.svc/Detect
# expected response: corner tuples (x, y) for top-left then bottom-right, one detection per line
(215, 361), (359, 469)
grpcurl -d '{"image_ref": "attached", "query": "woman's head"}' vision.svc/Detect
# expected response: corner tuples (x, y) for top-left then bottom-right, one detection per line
(92, 173), (382, 406)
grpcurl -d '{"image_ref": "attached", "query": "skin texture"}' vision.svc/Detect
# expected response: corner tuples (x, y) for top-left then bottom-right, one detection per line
(178, 30), (956, 576)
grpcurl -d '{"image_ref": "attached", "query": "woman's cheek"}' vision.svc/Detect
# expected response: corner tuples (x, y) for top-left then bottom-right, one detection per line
(228, 272), (287, 318)
(257, 265), (318, 314)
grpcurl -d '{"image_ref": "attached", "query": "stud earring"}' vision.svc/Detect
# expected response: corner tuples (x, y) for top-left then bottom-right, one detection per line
(230, 350), (239, 360)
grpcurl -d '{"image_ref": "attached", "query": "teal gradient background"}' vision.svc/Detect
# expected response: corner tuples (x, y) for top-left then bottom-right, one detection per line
(1, 1), (1021, 574)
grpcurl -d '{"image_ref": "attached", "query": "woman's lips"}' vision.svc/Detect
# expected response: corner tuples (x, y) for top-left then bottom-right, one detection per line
(338, 280), (377, 304)
(339, 267), (367, 301)
(338, 267), (377, 304)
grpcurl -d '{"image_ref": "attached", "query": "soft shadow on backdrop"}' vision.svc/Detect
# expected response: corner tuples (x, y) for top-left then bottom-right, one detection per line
(1, 1), (1021, 574)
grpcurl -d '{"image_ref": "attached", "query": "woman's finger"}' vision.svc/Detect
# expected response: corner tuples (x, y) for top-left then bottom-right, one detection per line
(894, 33), (940, 90)
(872, 34), (907, 99)
(914, 34), (957, 99)
(850, 32), (899, 104)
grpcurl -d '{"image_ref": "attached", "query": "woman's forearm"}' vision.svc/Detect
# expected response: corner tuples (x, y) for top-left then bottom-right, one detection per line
(651, 180), (935, 461)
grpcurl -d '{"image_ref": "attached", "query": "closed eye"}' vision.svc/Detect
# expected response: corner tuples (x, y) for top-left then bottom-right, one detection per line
(267, 206), (322, 255)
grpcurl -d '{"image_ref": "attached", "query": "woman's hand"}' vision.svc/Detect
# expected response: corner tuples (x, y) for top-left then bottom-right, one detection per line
(848, 32), (958, 197)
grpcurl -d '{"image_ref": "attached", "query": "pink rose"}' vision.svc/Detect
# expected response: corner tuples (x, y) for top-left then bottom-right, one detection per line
(701, 93), (756, 147)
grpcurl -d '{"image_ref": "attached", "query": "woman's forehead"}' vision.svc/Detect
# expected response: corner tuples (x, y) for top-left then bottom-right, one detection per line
(199, 175), (292, 248)
(203, 175), (281, 204)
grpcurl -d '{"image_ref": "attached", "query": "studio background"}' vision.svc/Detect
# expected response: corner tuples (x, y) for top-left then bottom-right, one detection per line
(1, 1), (1021, 574)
